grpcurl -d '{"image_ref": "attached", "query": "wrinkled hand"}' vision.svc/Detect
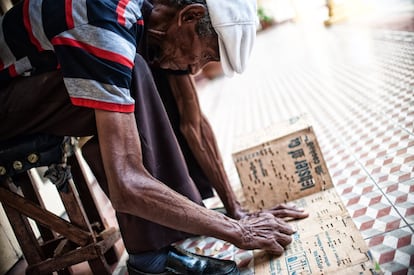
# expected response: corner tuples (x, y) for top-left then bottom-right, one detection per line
(230, 203), (309, 221)
(234, 212), (295, 255)
(253, 203), (309, 220)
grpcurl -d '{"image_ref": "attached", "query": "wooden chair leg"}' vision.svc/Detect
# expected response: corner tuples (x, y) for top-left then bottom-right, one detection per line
(16, 172), (56, 242)
(13, 173), (74, 274)
(56, 175), (113, 274)
(58, 177), (93, 233)
(1, 180), (45, 268)
(67, 156), (103, 229)
(88, 254), (112, 275)
(67, 154), (119, 264)
(3, 203), (44, 266)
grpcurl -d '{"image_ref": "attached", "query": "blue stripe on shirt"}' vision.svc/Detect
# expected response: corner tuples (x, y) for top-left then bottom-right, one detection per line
(87, 1), (139, 46)
(3, 3), (38, 60)
(55, 45), (132, 88)
(87, 0), (119, 24)
(41, 0), (68, 39)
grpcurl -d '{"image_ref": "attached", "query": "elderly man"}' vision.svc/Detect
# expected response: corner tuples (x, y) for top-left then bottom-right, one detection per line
(0, 0), (308, 274)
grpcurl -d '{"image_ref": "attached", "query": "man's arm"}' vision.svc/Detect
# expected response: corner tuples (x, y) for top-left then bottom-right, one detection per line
(167, 74), (308, 220)
(94, 109), (295, 255)
(167, 74), (244, 218)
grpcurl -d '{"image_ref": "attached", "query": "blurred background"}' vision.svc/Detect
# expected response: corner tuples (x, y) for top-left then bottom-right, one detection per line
(1, 0), (413, 274)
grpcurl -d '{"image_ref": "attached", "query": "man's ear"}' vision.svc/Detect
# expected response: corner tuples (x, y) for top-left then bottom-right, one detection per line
(178, 4), (206, 26)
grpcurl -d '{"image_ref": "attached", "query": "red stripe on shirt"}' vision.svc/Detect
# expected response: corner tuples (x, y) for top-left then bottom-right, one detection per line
(71, 97), (135, 113)
(116, 0), (129, 26)
(65, 0), (74, 29)
(8, 65), (18, 77)
(137, 19), (144, 25)
(23, 0), (43, 51)
(51, 37), (134, 68)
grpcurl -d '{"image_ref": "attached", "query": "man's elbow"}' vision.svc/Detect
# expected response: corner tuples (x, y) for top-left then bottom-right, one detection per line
(107, 178), (145, 214)
(111, 195), (131, 213)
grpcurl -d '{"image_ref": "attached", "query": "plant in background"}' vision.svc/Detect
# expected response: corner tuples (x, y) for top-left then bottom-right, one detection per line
(257, 6), (274, 30)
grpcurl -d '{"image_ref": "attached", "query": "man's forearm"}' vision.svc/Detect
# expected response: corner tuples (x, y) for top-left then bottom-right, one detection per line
(94, 109), (298, 256)
(195, 115), (241, 214)
(167, 74), (242, 217)
(94, 109), (241, 243)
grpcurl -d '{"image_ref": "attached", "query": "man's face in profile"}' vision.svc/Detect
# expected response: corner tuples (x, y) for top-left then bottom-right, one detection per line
(147, 3), (219, 74)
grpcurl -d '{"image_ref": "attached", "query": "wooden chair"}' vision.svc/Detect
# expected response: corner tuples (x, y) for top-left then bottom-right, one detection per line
(0, 134), (120, 274)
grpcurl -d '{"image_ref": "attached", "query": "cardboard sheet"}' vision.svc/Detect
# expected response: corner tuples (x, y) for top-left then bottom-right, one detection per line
(232, 115), (380, 274)
(253, 189), (376, 274)
(233, 116), (333, 210)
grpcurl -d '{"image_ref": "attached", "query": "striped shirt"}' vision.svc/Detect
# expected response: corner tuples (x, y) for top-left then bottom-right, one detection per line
(0, 0), (144, 112)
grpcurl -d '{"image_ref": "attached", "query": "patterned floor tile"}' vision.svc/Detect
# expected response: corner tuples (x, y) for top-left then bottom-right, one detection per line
(395, 202), (414, 225)
(365, 147), (414, 188)
(338, 176), (375, 195)
(385, 180), (414, 225)
(367, 227), (414, 274)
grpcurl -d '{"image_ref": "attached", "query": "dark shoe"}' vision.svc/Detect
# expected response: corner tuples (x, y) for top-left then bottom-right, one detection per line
(165, 246), (240, 275)
(127, 246), (240, 275)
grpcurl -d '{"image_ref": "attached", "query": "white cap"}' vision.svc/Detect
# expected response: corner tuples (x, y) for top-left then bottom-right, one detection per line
(206, 0), (257, 76)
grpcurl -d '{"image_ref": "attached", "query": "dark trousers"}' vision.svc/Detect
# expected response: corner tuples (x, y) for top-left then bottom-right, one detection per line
(0, 55), (206, 253)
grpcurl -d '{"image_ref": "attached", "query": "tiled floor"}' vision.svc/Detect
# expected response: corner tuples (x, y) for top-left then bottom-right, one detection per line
(7, 2), (414, 275)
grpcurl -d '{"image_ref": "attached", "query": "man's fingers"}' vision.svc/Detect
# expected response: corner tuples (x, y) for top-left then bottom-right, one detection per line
(276, 220), (296, 235)
(269, 208), (309, 219)
(276, 232), (293, 247)
(264, 232), (293, 255)
(266, 241), (284, 256)
(267, 204), (309, 219)
(270, 203), (304, 212)
(247, 213), (296, 234)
